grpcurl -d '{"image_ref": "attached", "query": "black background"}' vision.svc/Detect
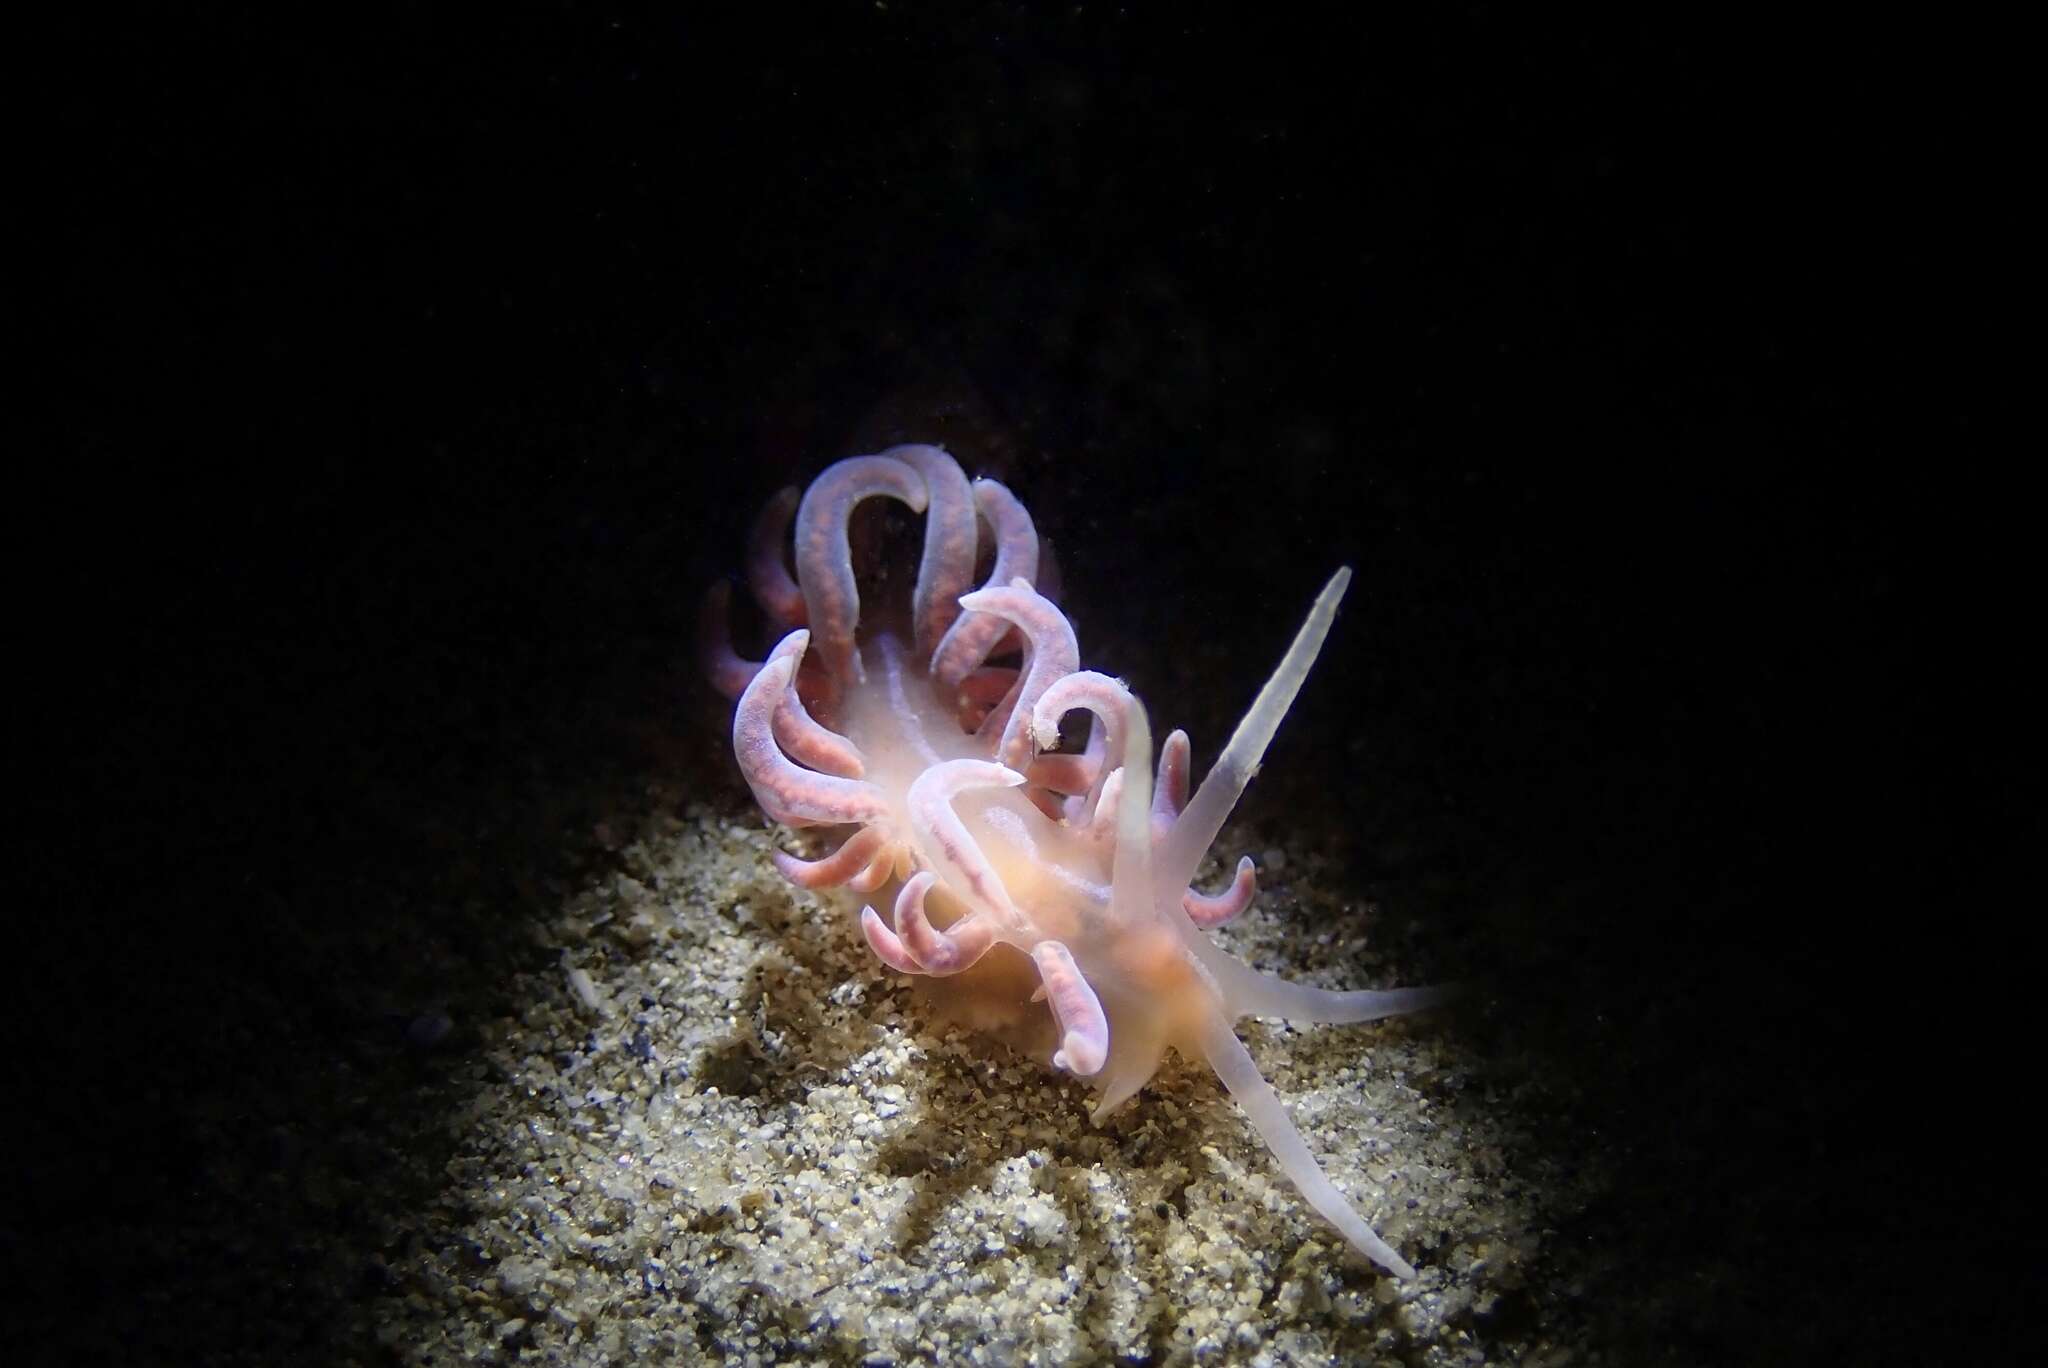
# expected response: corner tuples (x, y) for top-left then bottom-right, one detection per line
(25, 4), (2020, 1363)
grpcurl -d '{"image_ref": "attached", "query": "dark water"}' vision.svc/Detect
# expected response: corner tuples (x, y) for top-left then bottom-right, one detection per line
(26, 7), (2016, 1363)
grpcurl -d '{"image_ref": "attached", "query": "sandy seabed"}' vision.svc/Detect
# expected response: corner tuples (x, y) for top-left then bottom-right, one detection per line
(354, 796), (1581, 1367)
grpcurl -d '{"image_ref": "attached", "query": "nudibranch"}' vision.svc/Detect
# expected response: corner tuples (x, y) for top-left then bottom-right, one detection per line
(702, 443), (1450, 1278)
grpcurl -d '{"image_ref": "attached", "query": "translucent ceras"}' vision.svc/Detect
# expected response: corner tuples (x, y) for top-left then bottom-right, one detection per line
(702, 443), (1452, 1279)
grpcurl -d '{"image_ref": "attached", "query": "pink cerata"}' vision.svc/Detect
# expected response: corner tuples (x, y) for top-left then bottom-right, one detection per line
(702, 442), (1451, 1278)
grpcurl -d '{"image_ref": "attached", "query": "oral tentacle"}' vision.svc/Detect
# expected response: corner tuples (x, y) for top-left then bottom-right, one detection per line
(859, 905), (925, 976)
(698, 582), (763, 701)
(1031, 939), (1109, 1076)
(770, 826), (887, 889)
(1086, 767), (1124, 843)
(892, 870), (999, 975)
(1063, 707), (1110, 823)
(931, 477), (1041, 688)
(1031, 670), (1137, 827)
(905, 758), (1028, 920)
(885, 444), (979, 662)
(1183, 855), (1258, 926)
(1025, 752), (1099, 795)
(847, 843), (901, 894)
(953, 665), (1020, 731)
(956, 665), (1021, 708)
(957, 579), (1080, 769)
(770, 656), (865, 778)
(745, 485), (807, 630)
(732, 630), (889, 827)
(1150, 727), (1191, 843)
(794, 454), (928, 694)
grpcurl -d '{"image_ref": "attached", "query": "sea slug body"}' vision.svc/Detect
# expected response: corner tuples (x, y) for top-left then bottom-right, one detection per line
(703, 442), (1451, 1278)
